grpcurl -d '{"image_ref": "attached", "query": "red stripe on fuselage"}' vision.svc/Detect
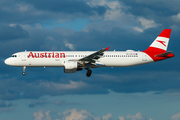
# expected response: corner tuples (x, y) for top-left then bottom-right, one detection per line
(143, 47), (174, 62)
(143, 47), (166, 53)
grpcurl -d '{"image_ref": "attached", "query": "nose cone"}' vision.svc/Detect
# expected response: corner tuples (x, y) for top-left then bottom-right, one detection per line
(4, 58), (11, 65)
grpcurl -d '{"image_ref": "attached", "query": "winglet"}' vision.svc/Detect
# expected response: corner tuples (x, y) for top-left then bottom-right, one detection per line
(105, 47), (110, 51)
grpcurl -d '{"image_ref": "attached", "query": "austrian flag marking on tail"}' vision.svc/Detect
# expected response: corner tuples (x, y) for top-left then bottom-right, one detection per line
(144, 29), (171, 52)
(143, 29), (174, 62)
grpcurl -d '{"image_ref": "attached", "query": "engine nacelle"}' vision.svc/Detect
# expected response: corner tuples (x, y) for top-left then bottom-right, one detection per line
(63, 61), (78, 73)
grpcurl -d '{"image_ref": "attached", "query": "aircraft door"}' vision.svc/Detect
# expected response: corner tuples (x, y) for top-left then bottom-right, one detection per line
(21, 51), (26, 61)
(142, 53), (147, 61)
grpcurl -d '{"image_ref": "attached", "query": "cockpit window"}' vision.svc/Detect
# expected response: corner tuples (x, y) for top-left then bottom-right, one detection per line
(12, 55), (17, 57)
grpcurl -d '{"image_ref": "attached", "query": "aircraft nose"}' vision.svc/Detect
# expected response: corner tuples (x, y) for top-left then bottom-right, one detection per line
(4, 58), (10, 65)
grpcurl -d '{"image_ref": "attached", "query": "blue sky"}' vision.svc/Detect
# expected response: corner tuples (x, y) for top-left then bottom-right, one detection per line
(0, 0), (180, 120)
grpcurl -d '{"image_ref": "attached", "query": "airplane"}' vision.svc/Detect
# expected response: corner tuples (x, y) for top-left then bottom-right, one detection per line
(4, 29), (174, 77)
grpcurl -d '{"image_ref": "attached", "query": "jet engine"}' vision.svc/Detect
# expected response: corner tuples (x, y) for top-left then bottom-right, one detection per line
(63, 61), (82, 73)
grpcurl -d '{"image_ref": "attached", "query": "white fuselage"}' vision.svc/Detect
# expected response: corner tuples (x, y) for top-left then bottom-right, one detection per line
(5, 51), (154, 67)
(4, 29), (174, 77)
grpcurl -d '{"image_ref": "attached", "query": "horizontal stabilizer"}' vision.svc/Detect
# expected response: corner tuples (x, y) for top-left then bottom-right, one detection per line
(156, 51), (173, 57)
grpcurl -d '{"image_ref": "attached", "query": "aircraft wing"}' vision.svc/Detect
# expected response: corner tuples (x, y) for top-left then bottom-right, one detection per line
(68, 47), (109, 67)
(79, 47), (109, 62)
